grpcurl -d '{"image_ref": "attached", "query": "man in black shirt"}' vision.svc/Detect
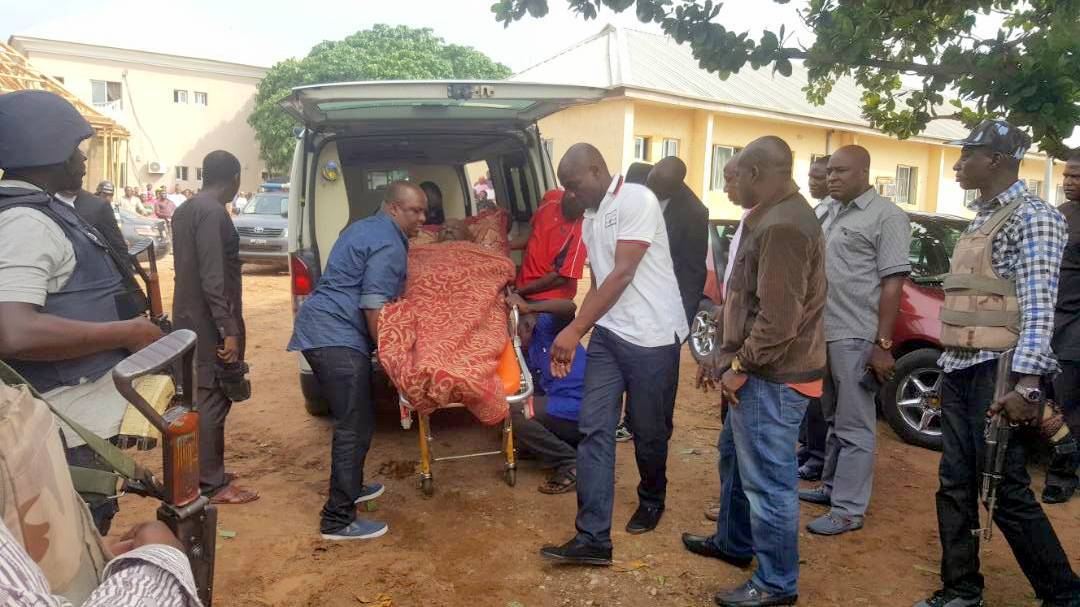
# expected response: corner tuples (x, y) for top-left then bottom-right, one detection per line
(171, 150), (258, 505)
(1044, 152), (1080, 504)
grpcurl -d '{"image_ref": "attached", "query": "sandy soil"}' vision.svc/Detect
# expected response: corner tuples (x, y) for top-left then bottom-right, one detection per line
(112, 258), (1080, 607)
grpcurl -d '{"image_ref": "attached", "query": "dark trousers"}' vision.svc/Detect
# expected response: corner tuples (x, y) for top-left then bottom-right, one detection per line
(936, 360), (1080, 604)
(511, 396), (581, 474)
(797, 398), (826, 472)
(1046, 359), (1080, 492)
(198, 385), (232, 496)
(303, 346), (375, 534)
(65, 441), (120, 536)
(574, 326), (680, 549)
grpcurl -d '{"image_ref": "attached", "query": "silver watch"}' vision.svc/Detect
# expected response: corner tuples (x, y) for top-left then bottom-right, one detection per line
(1014, 384), (1043, 403)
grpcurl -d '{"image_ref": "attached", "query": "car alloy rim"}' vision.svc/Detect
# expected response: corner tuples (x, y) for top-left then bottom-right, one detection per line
(895, 367), (944, 436)
(690, 311), (716, 357)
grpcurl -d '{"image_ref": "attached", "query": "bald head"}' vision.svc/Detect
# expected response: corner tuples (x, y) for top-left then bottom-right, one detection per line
(826, 145), (872, 203)
(384, 180), (428, 236)
(646, 156), (687, 201)
(558, 142), (613, 212)
(733, 137), (796, 208)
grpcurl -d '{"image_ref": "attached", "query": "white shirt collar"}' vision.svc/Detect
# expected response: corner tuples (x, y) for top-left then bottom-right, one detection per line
(54, 192), (77, 206)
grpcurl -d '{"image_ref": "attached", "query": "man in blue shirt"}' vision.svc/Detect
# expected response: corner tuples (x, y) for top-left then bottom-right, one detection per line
(288, 181), (427, 541)
(508, 295), (585, 494)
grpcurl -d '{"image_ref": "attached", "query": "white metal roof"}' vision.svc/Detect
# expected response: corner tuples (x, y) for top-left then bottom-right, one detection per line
(512, 24), (971, 143)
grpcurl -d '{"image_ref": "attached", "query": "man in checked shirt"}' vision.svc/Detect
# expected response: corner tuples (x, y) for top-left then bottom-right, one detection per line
(914, 120), (1080, 607)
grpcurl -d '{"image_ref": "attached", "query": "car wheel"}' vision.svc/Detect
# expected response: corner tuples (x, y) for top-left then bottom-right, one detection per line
(300, 371), (328, 417)
(688, 300), (718, 364)
(881, 348), (944, 451)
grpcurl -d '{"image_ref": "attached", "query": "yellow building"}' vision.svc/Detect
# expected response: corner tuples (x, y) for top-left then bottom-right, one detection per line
(516, 25), (1066, 219)
(8, 36), (269, 193)
(0, 40), (128, 189)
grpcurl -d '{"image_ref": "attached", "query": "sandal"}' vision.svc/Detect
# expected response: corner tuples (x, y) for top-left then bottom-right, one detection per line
(209, 482), (260, 505)
(538, 469), (577, 494)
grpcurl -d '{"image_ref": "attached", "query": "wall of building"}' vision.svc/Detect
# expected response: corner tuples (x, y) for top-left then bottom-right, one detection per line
(537, 98), (631, 179)
(21, 49), (266, 194)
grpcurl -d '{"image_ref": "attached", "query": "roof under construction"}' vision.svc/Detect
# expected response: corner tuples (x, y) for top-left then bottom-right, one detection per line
(0, 40), (129, 139)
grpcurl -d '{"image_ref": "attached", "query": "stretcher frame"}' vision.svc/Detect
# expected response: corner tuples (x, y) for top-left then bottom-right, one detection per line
(398, 305), (535, 496)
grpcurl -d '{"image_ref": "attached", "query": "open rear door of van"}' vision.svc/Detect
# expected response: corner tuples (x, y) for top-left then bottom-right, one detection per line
(280, 80), (607, 132)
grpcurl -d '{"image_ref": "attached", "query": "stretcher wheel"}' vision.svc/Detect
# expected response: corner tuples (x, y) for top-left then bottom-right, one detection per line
(504, 468), (516, 487)
(421, 477), (434, 496)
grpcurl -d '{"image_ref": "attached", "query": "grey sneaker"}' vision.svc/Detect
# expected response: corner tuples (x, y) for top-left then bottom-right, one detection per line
(353, 483), (385, 504)
(321, 518), (388, 541)
(913, 590), (984, 607)
(797, 487), (831, 506)
(615, 422), (633, 442)
(806, 512), (863, 536)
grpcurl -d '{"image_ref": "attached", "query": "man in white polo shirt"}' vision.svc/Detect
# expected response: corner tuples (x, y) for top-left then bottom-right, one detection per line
(540, 143), (688, 566)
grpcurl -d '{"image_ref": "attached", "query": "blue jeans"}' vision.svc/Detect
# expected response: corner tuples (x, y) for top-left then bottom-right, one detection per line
(574, 326), (681, 549)
(708, 375), (807, 596)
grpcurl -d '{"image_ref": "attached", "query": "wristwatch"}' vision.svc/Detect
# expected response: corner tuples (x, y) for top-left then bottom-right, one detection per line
(1014, 384), (1044, 403)
(876, 336), (893, 350)
(731, 356), (743, 374)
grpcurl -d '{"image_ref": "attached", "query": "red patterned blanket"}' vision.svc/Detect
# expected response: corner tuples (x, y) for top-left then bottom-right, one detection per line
(377, 241), (516, 425)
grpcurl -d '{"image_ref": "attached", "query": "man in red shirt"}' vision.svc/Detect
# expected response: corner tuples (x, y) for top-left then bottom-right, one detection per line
(512, 189), (587, 301)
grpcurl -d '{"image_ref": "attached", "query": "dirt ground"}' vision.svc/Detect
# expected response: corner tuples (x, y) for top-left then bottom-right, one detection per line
(113, 258), (1079, 607)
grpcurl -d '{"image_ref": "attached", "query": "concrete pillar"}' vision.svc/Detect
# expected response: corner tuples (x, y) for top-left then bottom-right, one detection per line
(1045, 156), (1056, 204)
(620, 101), (636, 173)
(686, 110), (713, 200)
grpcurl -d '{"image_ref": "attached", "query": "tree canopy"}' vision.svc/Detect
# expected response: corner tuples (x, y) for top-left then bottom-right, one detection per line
(249, 24), (512, 173)
(492, 0), (1080, 158)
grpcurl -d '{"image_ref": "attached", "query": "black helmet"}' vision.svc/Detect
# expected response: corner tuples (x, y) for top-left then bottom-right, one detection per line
(0, 90), (94, 170)
(96, 180), (115, 195)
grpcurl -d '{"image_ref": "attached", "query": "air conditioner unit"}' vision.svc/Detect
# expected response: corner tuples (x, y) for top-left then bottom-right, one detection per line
(147, 161), (167, 174)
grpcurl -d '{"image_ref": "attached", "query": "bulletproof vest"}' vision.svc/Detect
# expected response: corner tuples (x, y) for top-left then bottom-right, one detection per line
(939, 199), (1022, 351)
(0, 187), (140, 392)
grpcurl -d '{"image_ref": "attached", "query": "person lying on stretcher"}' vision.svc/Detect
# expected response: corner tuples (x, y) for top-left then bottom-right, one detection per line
(507, 293), (586, 494)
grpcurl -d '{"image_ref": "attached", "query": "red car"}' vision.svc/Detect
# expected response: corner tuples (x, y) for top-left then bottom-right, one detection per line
(691, 212), (969, 450)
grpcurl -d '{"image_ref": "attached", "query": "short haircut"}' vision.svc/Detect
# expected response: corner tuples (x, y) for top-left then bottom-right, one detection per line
(202, 150), (241, 186)
(1069, 149), (1080, 163)
(812, 155), (830, 165)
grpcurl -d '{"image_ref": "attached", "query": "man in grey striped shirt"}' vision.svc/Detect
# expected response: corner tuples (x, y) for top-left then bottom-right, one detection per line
(1, 519), (201, 606)
(799, 145), (911, 535)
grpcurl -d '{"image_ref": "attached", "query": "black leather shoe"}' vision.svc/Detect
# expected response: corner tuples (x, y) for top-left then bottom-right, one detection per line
(539, 538), (612, 566)
(1041, 484), (1076, 504)
(714, 580), (797, 606)
(626, 504), (664, 534)
(681, 533), (752, 568)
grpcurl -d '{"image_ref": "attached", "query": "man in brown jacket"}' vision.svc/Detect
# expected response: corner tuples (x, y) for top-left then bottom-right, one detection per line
(172, 150), (257, 505)
(681, 136), (826, 607)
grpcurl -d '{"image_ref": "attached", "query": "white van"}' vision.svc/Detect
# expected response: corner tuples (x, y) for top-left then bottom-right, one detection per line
(281, 81), (605, 414)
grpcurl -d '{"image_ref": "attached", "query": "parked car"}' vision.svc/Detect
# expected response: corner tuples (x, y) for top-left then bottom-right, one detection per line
(232, 191), (289, 266)
(282, 80), (607, 415)
(690, 211), (969, 451)
(115, 209), (169, 258)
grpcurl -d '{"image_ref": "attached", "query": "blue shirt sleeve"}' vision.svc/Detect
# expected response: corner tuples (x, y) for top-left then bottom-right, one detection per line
(359, 241), (406, 310)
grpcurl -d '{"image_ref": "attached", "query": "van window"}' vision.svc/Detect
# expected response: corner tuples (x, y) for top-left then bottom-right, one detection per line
(367, 169), (409, 190)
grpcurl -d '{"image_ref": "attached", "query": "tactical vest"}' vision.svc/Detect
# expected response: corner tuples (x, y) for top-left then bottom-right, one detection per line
(0, 187), (140, 392)
(939, 199), (1022, 351)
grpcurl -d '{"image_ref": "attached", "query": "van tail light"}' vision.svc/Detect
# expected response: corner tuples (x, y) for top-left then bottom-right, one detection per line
(162, 408), (201, 507)
(290, 252), (313, 315)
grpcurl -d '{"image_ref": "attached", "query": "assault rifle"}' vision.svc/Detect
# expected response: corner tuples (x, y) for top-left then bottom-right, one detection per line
(113, 330), (216, 605)
(128, 239), (172, 333)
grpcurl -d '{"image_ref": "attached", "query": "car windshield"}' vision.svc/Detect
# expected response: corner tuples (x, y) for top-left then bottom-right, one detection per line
(243, 195), (287, 215)
(908, 216), (967, 283)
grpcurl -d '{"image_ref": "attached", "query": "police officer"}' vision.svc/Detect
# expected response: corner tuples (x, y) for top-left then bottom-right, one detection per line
(915, 120), (1080, 607)
(0, 90), (162, 535)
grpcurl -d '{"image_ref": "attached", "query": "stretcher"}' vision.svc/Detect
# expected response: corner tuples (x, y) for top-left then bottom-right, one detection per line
(398, 305), (534, 496)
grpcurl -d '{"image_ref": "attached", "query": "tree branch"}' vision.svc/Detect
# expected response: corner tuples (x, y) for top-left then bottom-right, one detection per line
(784, 49), (968, 77)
